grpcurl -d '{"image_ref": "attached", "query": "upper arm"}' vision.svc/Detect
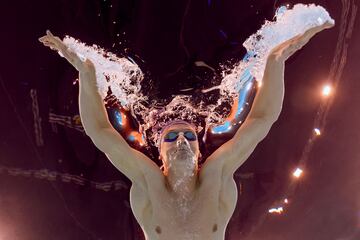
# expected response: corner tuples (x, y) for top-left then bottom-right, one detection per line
(204, 117), (275, 180)
(87, 127), (162, 189)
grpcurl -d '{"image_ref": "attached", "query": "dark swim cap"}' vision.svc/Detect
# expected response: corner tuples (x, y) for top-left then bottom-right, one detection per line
(159, 120), (197, 136)
(157, 120), (197, 149)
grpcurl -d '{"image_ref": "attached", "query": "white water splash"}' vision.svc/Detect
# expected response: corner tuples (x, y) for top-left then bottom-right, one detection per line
(61, 4), (334, 148)
(62, 38), (146, 108)
(220, 3), (334, 95)
(167, 144), (197, 192)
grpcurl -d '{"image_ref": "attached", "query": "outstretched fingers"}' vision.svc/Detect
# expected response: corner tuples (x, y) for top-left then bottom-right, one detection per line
(38, 30), (95, 72)
(272, 21), (334, 61)
(39, 31), (82, 69)
(302, 21), (334, 41)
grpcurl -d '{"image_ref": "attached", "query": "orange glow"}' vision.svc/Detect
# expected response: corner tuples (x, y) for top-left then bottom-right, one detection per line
(293, 168), (303, 178)
(322, 84), (332, 96)
(314, 128), (321, 135)
(129, 131), (146, 146)
(225, 96), (239, 122)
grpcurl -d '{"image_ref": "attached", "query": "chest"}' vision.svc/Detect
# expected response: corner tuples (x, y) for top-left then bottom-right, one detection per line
(129, 173), (238, 239)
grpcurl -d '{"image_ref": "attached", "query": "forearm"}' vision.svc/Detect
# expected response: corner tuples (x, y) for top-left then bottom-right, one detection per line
(78, 70), (112, 134)
(247, 55), (285, 121)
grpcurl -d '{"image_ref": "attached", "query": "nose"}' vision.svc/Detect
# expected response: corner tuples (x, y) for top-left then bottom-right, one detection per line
(176, 132), (188, 146)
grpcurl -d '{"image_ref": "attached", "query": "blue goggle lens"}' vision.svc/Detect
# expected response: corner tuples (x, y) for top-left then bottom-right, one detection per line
(164, 131), (197, 142)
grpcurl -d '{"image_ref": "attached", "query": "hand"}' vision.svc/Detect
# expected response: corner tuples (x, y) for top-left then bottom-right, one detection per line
(269, 21), (335, 62)
(38, 30), (95, 73)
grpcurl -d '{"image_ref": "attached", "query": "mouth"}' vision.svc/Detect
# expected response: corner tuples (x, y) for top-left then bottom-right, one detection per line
(175, 148), (188, 155)
(177, 145), (191, 151)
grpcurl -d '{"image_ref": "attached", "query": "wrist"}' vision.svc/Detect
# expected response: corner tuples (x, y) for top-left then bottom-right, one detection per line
(267, 53), (284, 65)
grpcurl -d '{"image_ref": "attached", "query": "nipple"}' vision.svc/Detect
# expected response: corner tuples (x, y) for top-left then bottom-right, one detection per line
(212, 224), (218, 232)
(155, 226), (162, 234)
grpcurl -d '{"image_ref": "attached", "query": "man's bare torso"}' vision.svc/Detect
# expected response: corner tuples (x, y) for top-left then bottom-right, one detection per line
(129, 160), (238, 240)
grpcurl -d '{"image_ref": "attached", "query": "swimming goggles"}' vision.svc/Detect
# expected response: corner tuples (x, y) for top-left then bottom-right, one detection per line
(163, 131), (197, 142)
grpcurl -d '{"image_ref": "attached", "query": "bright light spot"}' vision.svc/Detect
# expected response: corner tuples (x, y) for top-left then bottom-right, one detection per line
(284, 198), (289, 204)
(246, 82), (253, 91)
(293, 168), (303, 178)
(322, 85), (332, 96)
(257, 81), (262, 88)
(314, 128), (321, 136)
(269, 207), (284, 214)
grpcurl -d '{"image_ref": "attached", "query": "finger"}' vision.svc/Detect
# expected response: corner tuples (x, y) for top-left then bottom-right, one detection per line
(39, 36), (58, 46)
(40, 39), (55, 46)
(39, 36), (53, 42)
(43, 42), (57, 48)
(42, 41), (53, 47)
(44, 31), (65, 47)
(43, 43), (60, 51)
(40, 38), (52, 44)
(43, 37), (66, 53)
(308, 22), (332, 35)
(46, 30), (54, 37)
(41, 40), (59, 49)
(323, 21), (335, 29)
(44, 35), (59, 44)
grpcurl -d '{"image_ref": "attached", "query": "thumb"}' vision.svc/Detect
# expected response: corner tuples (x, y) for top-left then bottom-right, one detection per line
(85, 59), (95, 68)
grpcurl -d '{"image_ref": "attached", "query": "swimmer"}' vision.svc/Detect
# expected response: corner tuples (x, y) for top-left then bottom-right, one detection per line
(39, 21), (333, 240)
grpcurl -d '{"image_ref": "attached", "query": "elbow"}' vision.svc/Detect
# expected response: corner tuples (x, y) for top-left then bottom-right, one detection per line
(82, 124), (102, 138)
(261, 103), (283, 123)
(251, 113), (280, 129)
(80, 116), (112, 137)
(249, 109), (281, 123)
(266, 111), (281, 123)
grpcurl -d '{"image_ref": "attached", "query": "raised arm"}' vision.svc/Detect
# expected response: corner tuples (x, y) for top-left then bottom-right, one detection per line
(203, 22), (334, 180)
(39, 31), (162, 189)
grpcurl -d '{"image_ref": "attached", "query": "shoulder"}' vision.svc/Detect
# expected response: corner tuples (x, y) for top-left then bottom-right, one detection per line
(130, 150), (165, 191)
(106, 146), (163, 192)
(199, 157), (225, 184)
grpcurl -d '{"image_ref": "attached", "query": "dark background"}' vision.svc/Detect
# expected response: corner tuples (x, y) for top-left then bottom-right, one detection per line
(1, 0), (359, 239)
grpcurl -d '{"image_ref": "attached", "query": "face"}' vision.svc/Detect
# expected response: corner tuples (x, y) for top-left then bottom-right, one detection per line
(159, 123), (200, 169)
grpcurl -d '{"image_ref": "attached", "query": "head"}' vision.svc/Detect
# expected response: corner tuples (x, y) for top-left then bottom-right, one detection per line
(158, 120), (201, 174)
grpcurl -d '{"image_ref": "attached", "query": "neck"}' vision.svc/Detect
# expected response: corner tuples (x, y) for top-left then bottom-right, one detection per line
(165, 166), (199, 200)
